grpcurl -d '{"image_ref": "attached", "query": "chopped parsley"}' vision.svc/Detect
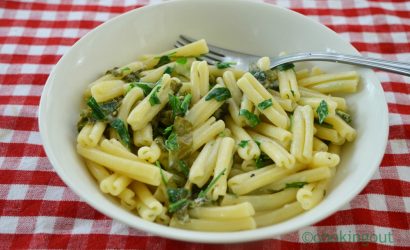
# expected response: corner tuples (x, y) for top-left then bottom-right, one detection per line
(336, 109), (352, 124)
(165, 132), (179, 151)
(216, 62), (236, 69)
(156, 161), (168, 186)
(154, 52), (176, 68)
(205, 87), (231, 102)
(257, 99), (273, 110)
(178, 160), (190, 177)
(149, 85), (161, 106)
(127, 82), (153, 96)
(169, 93), (192, 119)
(109, 118), (131, 147)
(239, 109), (260, 127)
(176, 57), (188, 65)
(255, 153), (273, 168)
(87, 97), (106, 120)
(238, 140), (249, 148)
(164, 66), (173, 75)
(316, 100), (329, 124)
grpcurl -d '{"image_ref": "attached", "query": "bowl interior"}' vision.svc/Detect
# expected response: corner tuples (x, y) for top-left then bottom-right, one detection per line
(39, 0), (388, 243)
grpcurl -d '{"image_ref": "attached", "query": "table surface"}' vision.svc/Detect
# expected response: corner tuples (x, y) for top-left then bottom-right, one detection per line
(0, 0), (409, 249)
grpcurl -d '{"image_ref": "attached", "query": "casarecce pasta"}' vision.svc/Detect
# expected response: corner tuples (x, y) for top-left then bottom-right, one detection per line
(76, 39), (357, 232)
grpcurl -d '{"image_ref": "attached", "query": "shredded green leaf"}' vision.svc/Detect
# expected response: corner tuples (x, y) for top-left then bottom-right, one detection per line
(164, 66), (173, 75)
(163, 125), (174, 138)
(156, 161), (168, 186)
(165, 132), (179, 151)
(198, 168), (226, 198)
(216, 62), (236, 69)
(336, 109), (352, 124)
(168, 198), (189, 213)
(149, 85), (161, 106)
(255, 153), (273, 168)
(238, 140), (249, 148)
(167, 188), (189, 203)
(178, 160), (190, 177)
(276, 62), (295, 71)
(285, 182), (308, 189)
(169, 93), (192, 119)
(257, 99), (273, 110)
(205, 87), (231, 102)
(87, 97), (106, 120)
(316, 100), (329, 124)
(127, 82), (153, 96)
(251, 70), (266, 82)
(176, 57), (188, 65)
(110, 118), (131, 147)
(239, 109), (260, 127)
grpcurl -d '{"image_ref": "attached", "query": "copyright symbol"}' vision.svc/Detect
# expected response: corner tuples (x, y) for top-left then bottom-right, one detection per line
(302, 231), (313, 243)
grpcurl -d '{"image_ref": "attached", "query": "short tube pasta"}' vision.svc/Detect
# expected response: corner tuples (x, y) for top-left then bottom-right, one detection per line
(290, 105), (314, 163)
(189, 202), (255, 220)
(254, 201), (304, 227)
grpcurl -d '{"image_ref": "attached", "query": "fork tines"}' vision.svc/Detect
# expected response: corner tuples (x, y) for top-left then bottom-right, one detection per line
(174, 35), (225, 65)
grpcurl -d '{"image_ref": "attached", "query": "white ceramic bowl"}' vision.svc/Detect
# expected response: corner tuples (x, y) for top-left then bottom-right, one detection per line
(39, 0), (389, 243)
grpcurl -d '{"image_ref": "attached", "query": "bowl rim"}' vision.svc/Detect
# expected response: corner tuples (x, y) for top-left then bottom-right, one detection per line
(38, 0), (389, 243)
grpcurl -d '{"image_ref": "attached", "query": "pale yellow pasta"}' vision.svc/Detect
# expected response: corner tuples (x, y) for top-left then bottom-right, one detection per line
(100, 173), (117, 194)
(254, 201), (304, 227)
(208, 65), (245, 78)
(315, 124), (346, 145)
(117, 87), (144, 124)
(296, 68), (310, 80)
(221, 188), (297, 212)
(241, 159), (257, 172)
(170, 216), (256, 231)
(298, 97), (337, 116)
(133, 123), (153, 147)
(135, 196), (159, 222)
(192, 119), (225, 152)
(140, 62), (176, 82)
(85, 159), (110, 182)
(309, 151), (340, 168)
(185, 83), (226, 127)
(100, 173), (132, 196)
(211, 137), (235, 200)
(263, 167), (332, 192)
(227, 99), (245, 126)
(309, 79), (358, 93)
(324, 115), (356, 141)
(228, 164), (305, 195)
(257, 57), (271, 71)
(137, 142), (161, 163)
(278, 68), (300, 101)
(268, 89), (297, 112)
(189, 202), (255, 220)
(132, 182), (163, 215)
(254, 122), (292, 147)
(313, 137), (329, 152)
(118, 187), (137, 210)
(238, 73), (289, 129)
(189, 138), (221, 187)
(155, 207), (171, 225)
(77, 123), (93, 146)
(226, 117), (260, 160)
(99, 138), (140, 161)
(91, 80), (125, 102)
(299, 71), (358, 87)
(190, 60), (209, 103)
(328, 143), (342, 155)
(127, 74), (173, 130)
(290, 105), (314, 163)
(299, 86), (347, 111)
(229, 168), (245, 178)
(178, 81), (191, 95)
(77, 144), (160, 186)
(297, 180), (328, 210)
(223, 71), (242, 105)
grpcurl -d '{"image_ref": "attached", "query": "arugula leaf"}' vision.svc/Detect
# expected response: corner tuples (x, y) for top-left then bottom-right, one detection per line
(165, 132), (179, 151)
(239, 109), (260, 127)
(255, 153), (273, 168)
(216, 62), (236, 69)
(178, 160), (190, 177)
(205, 87), (231, 102)
(169, 94), (192, 119)
(198, 168), (226, 198)
(110, 118), (131, 147)
(155, 161), (168, 186)
(316, 100), (329, 124)
(149, 85), (161, 106)
(176, 57), (188, 65)
(257, 99), (273, 110)
(238, 140), (249, 148)
(276, 62), (295, 71)
(336, 109), (352, 124)
(87, 97), (106, 120)
(285, 182), (308, 189)
(164, 66), (173, 75)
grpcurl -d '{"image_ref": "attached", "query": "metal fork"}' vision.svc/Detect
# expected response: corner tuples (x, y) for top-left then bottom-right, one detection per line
(175, 35), (410, 76)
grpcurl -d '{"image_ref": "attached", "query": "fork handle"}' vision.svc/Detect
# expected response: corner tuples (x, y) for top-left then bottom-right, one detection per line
(272, 52), (410, 76)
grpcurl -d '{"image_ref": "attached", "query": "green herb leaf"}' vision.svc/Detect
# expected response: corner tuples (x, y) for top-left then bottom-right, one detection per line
(178, 160), (190, 177)
(285, 182), (308, 189)
(149, 85), (161, 106)
(165, 132), (179, 151)
(316, 100), (329, 124)
(87, 97), (106, 120)
(176, 57), (188, 65)
(336, 109), (352, 124)
(198, 168), (226, 198)
(239, 109), (260, 127)
(238, 140), (249, 148)
(254, 139), (261, 147)
(205, 87), (231, 102)
(128, 82), (153, 96)
(168, 198), (190, 213)
(167, 188), (190, 203)
(163, 125), (174, 138)
(255, 153), (273, 168)
(276, 62), (295, 71)
(251, 70), (266, 82)
(164, 66), (173, 75)
(156, 161), (168, 186)
(169, 94), (192, 119)
(110, 118), (130, 147)
(180, 94), (192, 114)
(155, 55), (171, 68)
(216, 62), (236, 69)
(257, 99), (273, 110)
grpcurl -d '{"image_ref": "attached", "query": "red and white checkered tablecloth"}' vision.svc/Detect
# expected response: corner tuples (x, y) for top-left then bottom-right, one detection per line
(0, 0), (409, 249)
